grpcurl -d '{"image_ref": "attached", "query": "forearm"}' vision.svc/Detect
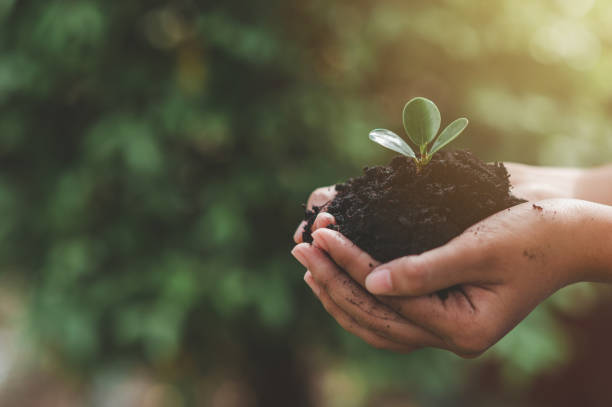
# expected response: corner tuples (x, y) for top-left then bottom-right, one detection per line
(570, 199), (612, 284)
(575, 165), (612, 206)
(507, 163), (612, 205)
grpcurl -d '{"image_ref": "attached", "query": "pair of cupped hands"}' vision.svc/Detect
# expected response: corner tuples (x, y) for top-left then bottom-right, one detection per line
(291, 163), (612, 357)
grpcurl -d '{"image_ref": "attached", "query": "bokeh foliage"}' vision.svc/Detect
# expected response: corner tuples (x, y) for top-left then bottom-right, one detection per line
(1, 0), (611, 405)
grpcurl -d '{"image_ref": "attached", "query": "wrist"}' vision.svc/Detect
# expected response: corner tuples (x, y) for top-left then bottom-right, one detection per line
(507, 164), (583, 201)
(523, 199), (612, 288)
(575, 165), (612, 205)
(563, 200), (612, 284)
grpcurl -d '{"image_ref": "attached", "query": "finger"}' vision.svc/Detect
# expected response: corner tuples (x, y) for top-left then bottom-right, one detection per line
(292, 243), (311, 269)
(306, 186), (336, 210)
(296, 244), (481, 355)
(304, 271), (416, 353)
(371, 284), (502, 359)
(303, 270), (321, 296)
(294, 244), (443, 347)
(295, 186), (337, 244)
(293, 212), (335, 245)
(379, 288), (480, 335)
(312, 212), (336, 232)
(414, 288), (501, 357)
(365, 237), (486, 296)
(311, 228), (380, 286)
(293, 221), (307, 243)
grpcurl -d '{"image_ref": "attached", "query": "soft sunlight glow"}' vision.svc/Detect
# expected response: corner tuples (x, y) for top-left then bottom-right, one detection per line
(530, 20), (601, 70)
(555, 0), (596, 18)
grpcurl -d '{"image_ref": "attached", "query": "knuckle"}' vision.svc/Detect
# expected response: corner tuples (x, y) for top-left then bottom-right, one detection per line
(355, 250), (374, 268)
(317, 276), (331, 290)
(397, 257), (427, 293)
(312, 272), (330, 291)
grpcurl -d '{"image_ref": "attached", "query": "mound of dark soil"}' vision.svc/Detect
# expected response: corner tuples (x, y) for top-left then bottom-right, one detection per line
(302, 150), (525, 263)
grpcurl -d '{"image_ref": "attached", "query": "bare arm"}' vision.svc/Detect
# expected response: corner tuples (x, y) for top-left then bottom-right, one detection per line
(507, 162), (612, 205)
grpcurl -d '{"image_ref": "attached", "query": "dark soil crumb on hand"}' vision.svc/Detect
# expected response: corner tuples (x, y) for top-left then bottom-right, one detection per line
(302, 150), (525, 262)
(523, 249), (537, 260)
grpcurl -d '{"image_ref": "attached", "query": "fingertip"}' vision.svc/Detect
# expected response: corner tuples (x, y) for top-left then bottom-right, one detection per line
(291, 243), (312, 268)
(365, 268), (393, 294)
(293, 221), (307, 243)
(311, 226), (340, 247)
(311, 227), (324, 238)
(304, 270), (321, 297)
(292, 242), (311, 255)
(310, 228), (327, 251)
(292, 243), (331, 276)
(313, 212), (336, 232)
(320, 212), (336, 223)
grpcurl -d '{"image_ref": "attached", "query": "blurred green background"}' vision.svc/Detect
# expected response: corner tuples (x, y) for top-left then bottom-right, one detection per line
(1, 0), (612, 406)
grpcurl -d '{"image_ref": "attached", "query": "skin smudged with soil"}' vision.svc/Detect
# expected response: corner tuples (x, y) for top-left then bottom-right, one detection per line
(302, 150), (526, 263)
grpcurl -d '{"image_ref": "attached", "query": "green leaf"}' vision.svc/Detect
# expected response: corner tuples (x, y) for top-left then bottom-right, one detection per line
(368, 128), (416, 158)
(402, 97), (441, 147)
(429, 118), (468, 155)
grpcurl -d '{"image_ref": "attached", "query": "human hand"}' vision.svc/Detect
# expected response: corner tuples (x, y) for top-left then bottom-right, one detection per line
(292, 199), (610, 357)
(504, 162), (583, 201)
(506, 162), (612, 206)
(293, 185), (336, 244)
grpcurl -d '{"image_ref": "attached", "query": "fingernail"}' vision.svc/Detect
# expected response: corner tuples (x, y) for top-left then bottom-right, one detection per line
(291, 246), (309, 269)
(365, 269), (392, 294)
(304, 271), (321, 296)
(319, 212), (335, 223)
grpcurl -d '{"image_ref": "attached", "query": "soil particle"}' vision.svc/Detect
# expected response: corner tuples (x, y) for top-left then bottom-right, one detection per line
(533, 204), (543, 211)
(523, 249), (537, 260)
(302, 150), (525, 262)
(523, 248), (546, 263)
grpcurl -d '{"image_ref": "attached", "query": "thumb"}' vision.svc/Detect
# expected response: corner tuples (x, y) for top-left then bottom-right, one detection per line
(365, 239), (483, 296)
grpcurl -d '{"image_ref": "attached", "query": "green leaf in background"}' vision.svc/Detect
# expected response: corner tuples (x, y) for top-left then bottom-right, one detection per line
(0, 0), (15, 23)
(430, 117), (469, 155)
(1, 0), (607, 404)
(402, 97), (441, 149)
(368, 128), (416, 158)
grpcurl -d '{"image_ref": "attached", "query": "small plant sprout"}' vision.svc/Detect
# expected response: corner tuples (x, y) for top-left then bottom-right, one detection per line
(369, 97), (468, 171)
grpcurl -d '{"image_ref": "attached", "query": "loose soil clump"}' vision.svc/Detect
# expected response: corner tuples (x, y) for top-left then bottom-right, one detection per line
(302, 150), (525, 263)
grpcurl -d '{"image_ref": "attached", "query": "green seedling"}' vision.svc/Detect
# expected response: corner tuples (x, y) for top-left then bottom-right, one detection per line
(369, 97), (468, 171)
